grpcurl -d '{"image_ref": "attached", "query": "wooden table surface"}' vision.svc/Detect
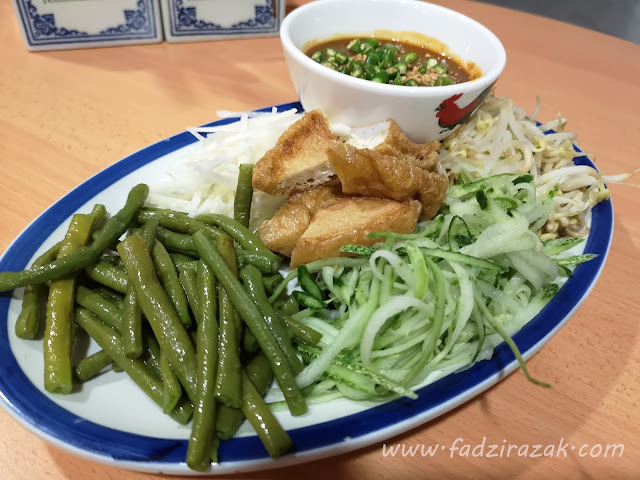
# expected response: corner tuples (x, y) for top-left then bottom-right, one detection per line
(1, 1), (639, 478)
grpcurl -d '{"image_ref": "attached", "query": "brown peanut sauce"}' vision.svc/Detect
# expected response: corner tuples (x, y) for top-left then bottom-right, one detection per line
(304, 31), (481, 87)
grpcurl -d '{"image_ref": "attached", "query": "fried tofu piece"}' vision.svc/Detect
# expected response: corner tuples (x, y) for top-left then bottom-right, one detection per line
(258, 202), (311, 257)
(290, 197), (421, 267)
(373, 120), (440, 171)
(418, 174), (448, 220)
(258, 184), (344, 257)
(327, 143), (423, 201)
(326, 143), (447, 220)
(342, 119), (440, 170)
(252, 110), (339, 196)
(287, 184), (343, 215)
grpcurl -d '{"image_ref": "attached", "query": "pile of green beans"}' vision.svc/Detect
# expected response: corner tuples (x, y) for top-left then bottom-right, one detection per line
(2, 170), (325, 471)
(310, 38), (457, 86)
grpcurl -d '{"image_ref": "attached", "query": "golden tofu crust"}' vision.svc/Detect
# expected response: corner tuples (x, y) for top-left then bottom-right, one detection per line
(257, 202), (311, 257)
(254, 112), (446, 266)
(326, 142), (447, 220)
(290, 197), (421, 267)
(374, 120), (440, 171)
(252, 110), (339, 196)
(257, 184), (344, 257)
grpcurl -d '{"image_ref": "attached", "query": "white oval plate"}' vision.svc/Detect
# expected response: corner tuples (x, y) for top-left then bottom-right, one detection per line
(0, 102), (613, 475)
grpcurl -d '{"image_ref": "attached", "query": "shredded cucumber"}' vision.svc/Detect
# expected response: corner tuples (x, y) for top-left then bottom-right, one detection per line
(543, 237), (585, 256)
(279, 174), (597, 402)
(340, 245), (376, 256)
(555, 254), (598, 266)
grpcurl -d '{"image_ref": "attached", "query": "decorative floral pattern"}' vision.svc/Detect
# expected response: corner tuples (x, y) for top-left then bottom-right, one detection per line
(174, 0), (276, 32)
(18, 0), (156, 43)
(175, 0), (223, 30)
(25, 1), (87, 38)
(232, 4), (275, 28)
(100, 1), (150, 35)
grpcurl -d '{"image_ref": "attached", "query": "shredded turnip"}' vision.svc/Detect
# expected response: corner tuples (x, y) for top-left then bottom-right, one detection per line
(147, 109), (301, 229)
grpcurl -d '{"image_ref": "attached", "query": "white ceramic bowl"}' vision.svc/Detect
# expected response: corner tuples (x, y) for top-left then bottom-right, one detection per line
(280, 0), (506, 142)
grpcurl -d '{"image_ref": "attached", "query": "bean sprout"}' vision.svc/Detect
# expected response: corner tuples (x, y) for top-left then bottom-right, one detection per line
(440, 95), (638, 240)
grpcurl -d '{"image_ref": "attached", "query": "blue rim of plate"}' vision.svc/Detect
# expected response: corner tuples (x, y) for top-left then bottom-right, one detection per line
(0, 102), (613, 473)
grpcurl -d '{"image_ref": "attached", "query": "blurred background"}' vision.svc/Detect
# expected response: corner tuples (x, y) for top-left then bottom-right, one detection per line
(477, 0), (640, 44)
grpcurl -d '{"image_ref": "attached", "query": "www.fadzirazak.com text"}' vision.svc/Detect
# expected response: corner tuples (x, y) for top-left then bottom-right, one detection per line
(382, 437), (624, 459)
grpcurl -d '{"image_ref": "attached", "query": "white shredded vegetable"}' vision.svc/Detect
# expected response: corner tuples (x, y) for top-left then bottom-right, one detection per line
(147, 109), (302, 230)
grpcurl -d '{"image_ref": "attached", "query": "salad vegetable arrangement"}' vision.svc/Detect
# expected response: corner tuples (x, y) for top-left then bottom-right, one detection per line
(0, 96), (619, 471)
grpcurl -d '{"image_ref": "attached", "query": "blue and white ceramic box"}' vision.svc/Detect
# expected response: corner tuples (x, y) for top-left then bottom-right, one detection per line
(160, 0), (286, 43)
(13, 0), (163, 51)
